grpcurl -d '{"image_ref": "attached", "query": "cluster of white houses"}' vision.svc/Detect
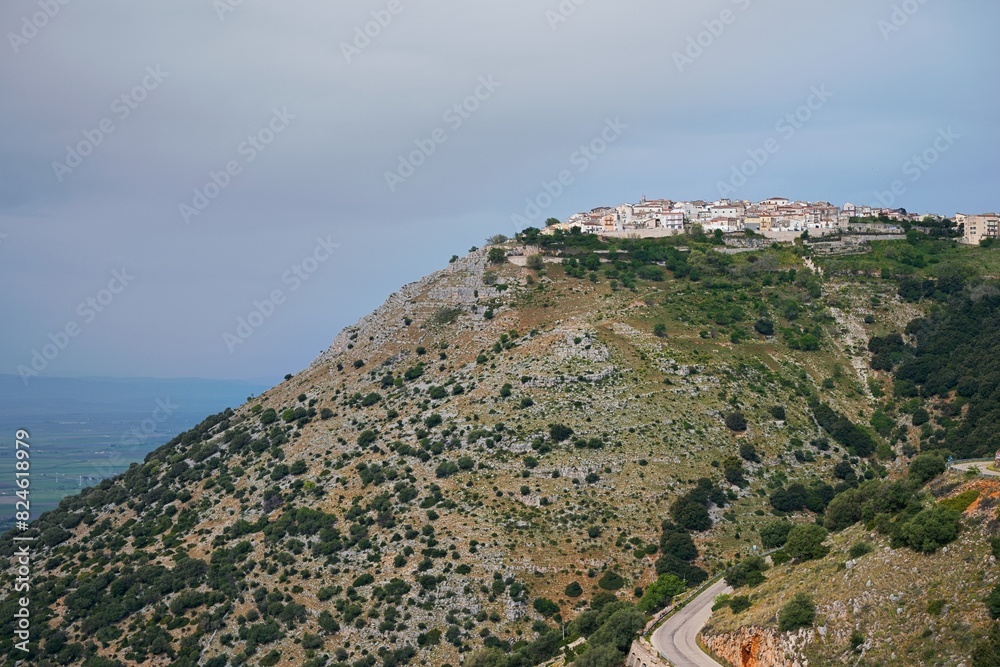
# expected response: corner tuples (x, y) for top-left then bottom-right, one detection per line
(547, 196), (997, 245)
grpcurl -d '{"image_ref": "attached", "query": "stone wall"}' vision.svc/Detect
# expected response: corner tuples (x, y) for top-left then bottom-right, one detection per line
(626, 638), (670, 667)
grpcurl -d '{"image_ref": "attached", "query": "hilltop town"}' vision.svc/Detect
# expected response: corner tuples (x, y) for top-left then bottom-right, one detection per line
(547, 196), (999, 245)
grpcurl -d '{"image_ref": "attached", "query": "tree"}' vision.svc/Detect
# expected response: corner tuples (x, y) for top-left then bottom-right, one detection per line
(526, 254), (545, 271)
(655, 553), (708, 586)
(671, 497), (712, 532)
(724, 556), (768, 589)
(533, 597), (560, 617)
(464, 648), (507, 667)
(769, 483), (809, 512)
(487, 247), (507, 264)
(487, 234), (508, 245)
(598, 571), (625, 590)
(653, 323), (668, 338)
(824, 487), (864, 531)
(971, 623), (1000, 667)
(723, 456), (746, 487)
(574, 645), (623, 667)
(778, 593), (815, 631)
(729, 595), (752, 614)
(754, 318), (775, 336)
(900, 505), (961, 553)
(659, 524), (698, 561)
(637, 574), (686, 613)
(725, 412), (748, 432)
(784, 524), (829, 561)
(587, 607), (646, 653)
(760, 520), (793, 549)
(739, 442), (760, 463)
(548, 423), (573, 442)
(909, 453), (947, 485)
(544, 217), (561, 227)
(833, 460), (856, 482)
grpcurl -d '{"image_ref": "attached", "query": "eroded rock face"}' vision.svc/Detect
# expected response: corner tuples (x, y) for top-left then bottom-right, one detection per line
(702, 626), (811, 667)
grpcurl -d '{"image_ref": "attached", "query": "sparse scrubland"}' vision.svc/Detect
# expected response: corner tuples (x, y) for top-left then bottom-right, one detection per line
(2, 227), (999, 667)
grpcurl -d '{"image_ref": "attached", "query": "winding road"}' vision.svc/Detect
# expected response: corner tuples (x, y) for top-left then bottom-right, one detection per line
(651, 578), (732, 667)
(951, 461), (1000, 477)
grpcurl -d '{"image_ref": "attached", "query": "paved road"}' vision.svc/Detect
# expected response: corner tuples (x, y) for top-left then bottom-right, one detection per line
(651, 578), (733, 667)
(952, 462), (1000, 477)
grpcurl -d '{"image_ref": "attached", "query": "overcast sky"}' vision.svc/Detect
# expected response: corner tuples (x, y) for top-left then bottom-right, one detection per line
(1, 0), (997, 382)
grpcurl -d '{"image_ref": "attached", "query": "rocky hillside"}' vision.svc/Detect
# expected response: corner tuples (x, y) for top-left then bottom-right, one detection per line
(704, 473), (1000, 666)
(2, 229), (999, 667)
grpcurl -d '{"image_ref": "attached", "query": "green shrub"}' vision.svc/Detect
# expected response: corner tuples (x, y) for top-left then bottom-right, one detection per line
(360, 392), (382, 407)
(899, 505), (961, 553)
(909, 453), (947, 485)
(754, 319), (775, 336)
(986, 583), (1000, 620)
(927, 599), (946, 616)
(565, 582), (583, 597)
(728, 595), (752, 614)
(971, 623), (1000, 667)
(724, 556), (768, 589)
(725, 412), (748, 432)
(431, 307), (462, 325)
(770, 550), (791, 566)
(637, 574), (685, 613)
(940, 489), (979, 513)
(533, 598), (560, 617)
(548, 424), (573, 442)
(848, 541), (873, 559)
(597, 571), (625, 591)
(778, 593), (815, 631)
(784, 524), (829, 561)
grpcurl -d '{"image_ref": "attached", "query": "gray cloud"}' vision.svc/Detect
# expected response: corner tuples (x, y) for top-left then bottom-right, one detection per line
(1, 0), (997, 380)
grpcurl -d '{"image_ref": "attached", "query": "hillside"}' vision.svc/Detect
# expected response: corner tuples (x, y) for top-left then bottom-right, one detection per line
(2, 229), (999, 667)
(704, 472), (1000, 666)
